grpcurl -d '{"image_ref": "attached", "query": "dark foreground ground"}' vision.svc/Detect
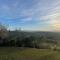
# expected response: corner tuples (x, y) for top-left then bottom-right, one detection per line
(0, 47), (60, 60)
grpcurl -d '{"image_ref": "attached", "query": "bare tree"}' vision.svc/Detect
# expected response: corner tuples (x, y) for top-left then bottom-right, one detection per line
(0, 24), (8, 39)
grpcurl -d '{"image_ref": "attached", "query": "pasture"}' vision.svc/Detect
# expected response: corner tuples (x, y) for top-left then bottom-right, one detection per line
(0, 47), (60, 60)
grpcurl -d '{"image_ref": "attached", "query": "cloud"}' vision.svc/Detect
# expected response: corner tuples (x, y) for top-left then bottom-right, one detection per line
(36, 0), (60, 31)
(0, 0), (35, 22)
(0, 0), (60, 31)
(40, 12), (60, 29)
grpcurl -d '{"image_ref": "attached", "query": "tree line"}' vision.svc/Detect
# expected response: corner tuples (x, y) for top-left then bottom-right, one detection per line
(0, 24), (57, 49)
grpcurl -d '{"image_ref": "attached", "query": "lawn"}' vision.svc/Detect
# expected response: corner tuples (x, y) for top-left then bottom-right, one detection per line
(0, 47), (60, 60)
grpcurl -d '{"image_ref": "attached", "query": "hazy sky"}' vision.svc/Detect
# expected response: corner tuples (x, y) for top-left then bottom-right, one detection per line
(0, 0), (60, 31)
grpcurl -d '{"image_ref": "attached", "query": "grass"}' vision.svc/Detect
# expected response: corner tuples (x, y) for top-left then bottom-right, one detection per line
(0, 47), (60, 60)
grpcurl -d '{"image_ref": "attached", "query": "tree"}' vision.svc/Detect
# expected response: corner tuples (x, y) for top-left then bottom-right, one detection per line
(0, 24), (8, 39)
(0, 24), (8, 46)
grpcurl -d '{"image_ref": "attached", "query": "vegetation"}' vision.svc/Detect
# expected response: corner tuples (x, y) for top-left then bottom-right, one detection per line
(0, 24), (60, 60)
(0, 24), (59, 49)
(0, 47), (60, 60)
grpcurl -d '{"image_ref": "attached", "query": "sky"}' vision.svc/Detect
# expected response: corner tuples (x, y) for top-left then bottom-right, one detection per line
(0, 0), (60, 31)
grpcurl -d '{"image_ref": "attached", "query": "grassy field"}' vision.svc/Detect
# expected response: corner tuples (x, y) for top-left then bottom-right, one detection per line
(0, 47), (60, 60)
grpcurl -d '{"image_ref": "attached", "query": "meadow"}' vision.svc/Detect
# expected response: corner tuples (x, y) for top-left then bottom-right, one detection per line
(0, 47), (60, 60)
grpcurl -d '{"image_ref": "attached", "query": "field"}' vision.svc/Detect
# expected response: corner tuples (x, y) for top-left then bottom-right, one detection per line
(0, 47), (60, 60)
